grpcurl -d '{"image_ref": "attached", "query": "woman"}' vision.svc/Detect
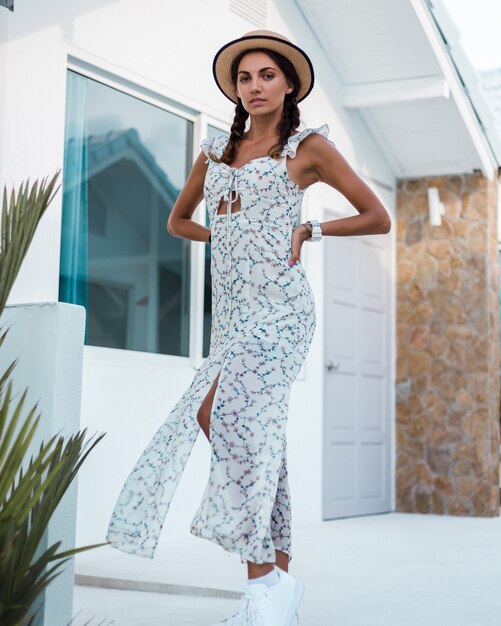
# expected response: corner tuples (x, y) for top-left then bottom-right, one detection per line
(106, 30), (391, 626)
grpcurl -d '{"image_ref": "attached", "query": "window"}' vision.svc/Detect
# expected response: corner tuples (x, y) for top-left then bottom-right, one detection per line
(59, 70), (194, 357)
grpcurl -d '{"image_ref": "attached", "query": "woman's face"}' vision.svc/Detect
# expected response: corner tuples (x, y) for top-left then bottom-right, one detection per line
(235, 51), (292, 117)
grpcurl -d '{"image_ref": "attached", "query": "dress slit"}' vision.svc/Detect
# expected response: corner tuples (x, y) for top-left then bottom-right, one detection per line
(197, 367), (222, 442)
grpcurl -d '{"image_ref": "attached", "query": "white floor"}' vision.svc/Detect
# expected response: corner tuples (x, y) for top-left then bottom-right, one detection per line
(73, 512), (501, 625)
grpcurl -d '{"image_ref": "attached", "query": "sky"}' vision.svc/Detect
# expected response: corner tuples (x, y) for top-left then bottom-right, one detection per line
(441, 0), (501, 71)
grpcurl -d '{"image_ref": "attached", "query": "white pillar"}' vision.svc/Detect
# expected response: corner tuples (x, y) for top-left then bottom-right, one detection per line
(0, 302), (86, 626)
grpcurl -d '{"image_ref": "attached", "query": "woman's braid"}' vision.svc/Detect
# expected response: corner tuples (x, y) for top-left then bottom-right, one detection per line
(269, 94), (300, 159)
(219, 99), (249, 165)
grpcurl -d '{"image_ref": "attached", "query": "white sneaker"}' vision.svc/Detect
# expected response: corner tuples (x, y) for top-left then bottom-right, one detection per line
(213, 566), (303, 626)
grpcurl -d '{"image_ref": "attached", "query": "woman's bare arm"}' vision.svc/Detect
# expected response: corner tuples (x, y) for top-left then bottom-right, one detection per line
(166, 150), (211, 242)
(299, 134), (392, 236)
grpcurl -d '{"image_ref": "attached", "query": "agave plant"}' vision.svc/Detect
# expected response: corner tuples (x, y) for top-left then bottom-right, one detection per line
(0, 172), (108, 626)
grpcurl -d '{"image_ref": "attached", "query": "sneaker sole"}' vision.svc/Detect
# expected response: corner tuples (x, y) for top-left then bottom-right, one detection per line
(285, 580), (305, 626)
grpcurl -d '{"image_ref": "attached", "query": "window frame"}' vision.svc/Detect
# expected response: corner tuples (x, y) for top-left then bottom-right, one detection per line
(65, 55), (231, 372)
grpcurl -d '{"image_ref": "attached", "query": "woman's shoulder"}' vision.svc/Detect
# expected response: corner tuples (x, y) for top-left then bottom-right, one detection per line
(283, 123), (333, 158)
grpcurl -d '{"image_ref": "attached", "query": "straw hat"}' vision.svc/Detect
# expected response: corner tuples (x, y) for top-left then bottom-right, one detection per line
(212, 30), (315, 104)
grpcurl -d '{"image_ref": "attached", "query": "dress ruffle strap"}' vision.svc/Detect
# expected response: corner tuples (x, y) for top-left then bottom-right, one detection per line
(200, 136), (213, 155)
(200, 136), (215, 162)
(282, 123), (331, 158)
(201, 135), (228, 163)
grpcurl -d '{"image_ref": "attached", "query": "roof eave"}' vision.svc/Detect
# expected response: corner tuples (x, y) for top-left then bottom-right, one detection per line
(410, 0), (498, 180)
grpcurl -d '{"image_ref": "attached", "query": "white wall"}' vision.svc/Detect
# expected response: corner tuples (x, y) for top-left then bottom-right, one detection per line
(0, 0), (395, 574)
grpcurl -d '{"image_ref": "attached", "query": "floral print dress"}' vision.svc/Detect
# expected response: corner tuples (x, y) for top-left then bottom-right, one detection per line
(106, 124), (332, 565)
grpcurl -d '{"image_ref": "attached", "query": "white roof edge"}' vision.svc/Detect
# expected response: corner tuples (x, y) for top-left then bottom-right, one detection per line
(410, 0), (498, 180)
(429, 0), (501, 167)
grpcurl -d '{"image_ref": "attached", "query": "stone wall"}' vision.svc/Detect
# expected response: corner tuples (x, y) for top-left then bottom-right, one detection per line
(396, 172), (500, 516)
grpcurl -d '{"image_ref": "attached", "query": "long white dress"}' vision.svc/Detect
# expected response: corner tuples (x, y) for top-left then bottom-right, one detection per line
(106, 124), (331, 564)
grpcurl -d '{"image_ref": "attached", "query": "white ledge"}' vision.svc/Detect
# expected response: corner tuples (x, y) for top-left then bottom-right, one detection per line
(342, 76), (450, 108)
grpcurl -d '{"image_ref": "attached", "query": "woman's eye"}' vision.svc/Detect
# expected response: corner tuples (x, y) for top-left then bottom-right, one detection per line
(263, 73), (274, 79)
(239, 76), (249, 83)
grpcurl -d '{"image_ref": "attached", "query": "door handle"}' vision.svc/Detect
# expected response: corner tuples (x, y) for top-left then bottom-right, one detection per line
(326, 360), (340, 372)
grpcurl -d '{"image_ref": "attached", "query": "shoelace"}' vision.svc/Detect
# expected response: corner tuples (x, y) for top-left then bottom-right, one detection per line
(240, 591), (268, 626)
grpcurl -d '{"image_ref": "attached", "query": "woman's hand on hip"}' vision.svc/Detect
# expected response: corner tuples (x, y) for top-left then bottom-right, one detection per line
(288, 225), (310, 267)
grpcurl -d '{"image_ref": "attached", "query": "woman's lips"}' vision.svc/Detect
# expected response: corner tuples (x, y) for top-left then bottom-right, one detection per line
(250, 99), (266, 106)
